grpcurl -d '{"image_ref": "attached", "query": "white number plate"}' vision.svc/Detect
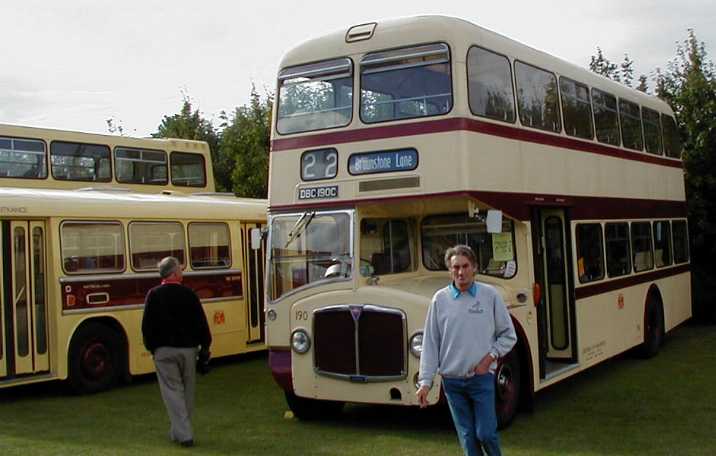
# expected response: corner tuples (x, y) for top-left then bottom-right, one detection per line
(298, 185), (339, 200)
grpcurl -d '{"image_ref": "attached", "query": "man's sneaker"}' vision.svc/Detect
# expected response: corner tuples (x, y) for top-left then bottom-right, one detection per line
(180, 439), (194, 448)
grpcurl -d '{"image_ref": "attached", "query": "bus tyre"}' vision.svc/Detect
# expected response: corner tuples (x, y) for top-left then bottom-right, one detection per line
(68, 322), (122, 394)
(285, 392), (344, 420)
(495, 348), (521, 429)
(639, 297), (664, 359)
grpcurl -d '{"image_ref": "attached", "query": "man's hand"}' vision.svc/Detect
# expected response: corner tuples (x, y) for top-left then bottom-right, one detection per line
(473, 353), (495, 375)
(197, 348), (211, 375)
(416, 385), (430, 408)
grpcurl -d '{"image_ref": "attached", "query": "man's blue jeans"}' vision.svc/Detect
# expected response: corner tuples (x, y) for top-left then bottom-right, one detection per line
(442, 374), (501, 456)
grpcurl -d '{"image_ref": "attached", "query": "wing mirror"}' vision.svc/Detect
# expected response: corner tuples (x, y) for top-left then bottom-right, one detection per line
(486, 210), (503, 234)
(250, 228), (263, 250)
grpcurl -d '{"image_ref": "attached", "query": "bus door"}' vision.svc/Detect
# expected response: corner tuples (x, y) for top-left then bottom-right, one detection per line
(242, 223), (266, 343)
(1, 220), (49, 379)
(532, 208), (576, 376)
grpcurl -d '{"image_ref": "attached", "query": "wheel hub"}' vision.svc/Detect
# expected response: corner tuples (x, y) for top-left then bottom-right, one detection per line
(82, 341), (111, 380)
(496, 363), (513, 400)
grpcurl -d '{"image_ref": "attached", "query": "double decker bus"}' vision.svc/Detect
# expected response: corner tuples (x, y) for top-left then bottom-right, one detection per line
(266, 16), (690, 426)
(0, 123), (214, 193)
(0, 187), (266, 392)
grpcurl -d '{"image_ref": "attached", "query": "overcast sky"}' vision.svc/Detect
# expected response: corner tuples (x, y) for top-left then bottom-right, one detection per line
(1, 0), (714, 137)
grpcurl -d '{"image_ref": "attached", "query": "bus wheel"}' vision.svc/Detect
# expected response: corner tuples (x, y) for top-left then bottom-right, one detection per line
(639, 296), (664, 359)
(495, 348), (521, 429)
(68, 322), (121, 394)
(285, 392), (344, 420)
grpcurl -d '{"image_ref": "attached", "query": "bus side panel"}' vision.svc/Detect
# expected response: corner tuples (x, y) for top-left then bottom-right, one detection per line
(203, 221), (249, 357)
(121, 311), (154, 375)
(660, 271), (692, 332)
(574, 286), (644, 370)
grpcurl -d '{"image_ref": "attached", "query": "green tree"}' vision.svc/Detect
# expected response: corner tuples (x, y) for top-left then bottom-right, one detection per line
(657, 33), (716, 253)
(589, 47), (620, 81)
(220, 86), (273, 198)
(656, 30), (716, 319)
(589, 48), (639, 87)
(636, 75), (649, 93)
(620, 54), (635, 87)
(153, 96), (226, 190)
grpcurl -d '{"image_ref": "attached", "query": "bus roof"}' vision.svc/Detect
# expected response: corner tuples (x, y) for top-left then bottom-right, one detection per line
(0, 123), (216, 193)
(0, 123), (209, 150)
(278, 15), (672, 114)
(0, 187), (266, 221)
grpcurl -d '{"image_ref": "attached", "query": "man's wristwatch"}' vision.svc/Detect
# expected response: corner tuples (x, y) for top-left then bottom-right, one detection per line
(489, 352), (498, 361)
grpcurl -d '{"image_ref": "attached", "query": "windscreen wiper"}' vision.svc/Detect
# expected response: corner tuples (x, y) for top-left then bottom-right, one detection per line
(284, 211), (315, 248)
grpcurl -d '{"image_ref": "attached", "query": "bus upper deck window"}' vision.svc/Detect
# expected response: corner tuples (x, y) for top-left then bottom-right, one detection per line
(592, 89), (621, 146)
(50, 141), (111, 182)
(115, 147), (168, 185)
(515, 61), (561, 133)
(360, 43), (452, 124)
(170, 152), (206, 187)
(661, 113), (682, 159)
(642, 107), (663, 156)
(467, 46), (516, 124)
(276, 58), (353, 135)
(619, 99), (644, 151)
(0, 137), (47, 179)
(560, 77), (594, 140)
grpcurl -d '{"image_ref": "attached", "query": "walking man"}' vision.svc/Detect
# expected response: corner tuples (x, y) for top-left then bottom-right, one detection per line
(142, 256), (212, 447)
(417, 245), (517, 456)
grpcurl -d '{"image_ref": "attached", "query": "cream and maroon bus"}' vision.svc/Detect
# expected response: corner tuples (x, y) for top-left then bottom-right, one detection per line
(265, 16), (690, 426)
(0, 123), (214, 194)
(0, 187), (266, 392)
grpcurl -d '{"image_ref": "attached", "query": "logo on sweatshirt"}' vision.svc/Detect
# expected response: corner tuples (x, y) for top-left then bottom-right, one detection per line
(468, 300), (484, 314)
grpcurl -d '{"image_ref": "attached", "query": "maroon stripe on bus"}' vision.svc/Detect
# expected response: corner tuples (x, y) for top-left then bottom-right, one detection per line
(61, 271), (243, 311)
(269, 190), (687, 221)
(269, 348), (294, 393)
(270, 117), (683, 169)
(574, 263), (690, 300)
(467, 191), (688, 221)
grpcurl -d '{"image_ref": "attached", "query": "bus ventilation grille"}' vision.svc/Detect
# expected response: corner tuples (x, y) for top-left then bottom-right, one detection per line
(358, 177), (420, 192)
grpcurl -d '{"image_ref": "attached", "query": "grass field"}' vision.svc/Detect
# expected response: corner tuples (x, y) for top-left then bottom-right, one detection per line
(1, 322), (715, 456)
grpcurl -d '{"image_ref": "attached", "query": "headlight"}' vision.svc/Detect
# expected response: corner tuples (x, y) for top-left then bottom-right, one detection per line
(409, 332), (423, 358)
(267, 309), (277, 321)
(291, 329), (311, 354)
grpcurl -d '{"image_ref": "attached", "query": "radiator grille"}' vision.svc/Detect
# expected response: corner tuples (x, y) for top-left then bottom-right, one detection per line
(313, 305), (406, 381)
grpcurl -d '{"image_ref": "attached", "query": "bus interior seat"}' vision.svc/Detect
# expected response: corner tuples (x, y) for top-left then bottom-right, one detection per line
(634, 251), (652, 271)
(484, 258), (504, 274)
(372, 250), (411, 274)
(394, 248), (411, 272)
(371, 253), (390, 275)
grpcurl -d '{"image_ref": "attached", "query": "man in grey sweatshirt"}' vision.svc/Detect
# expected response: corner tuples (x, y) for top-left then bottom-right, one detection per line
(416, 244), (517, 456)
